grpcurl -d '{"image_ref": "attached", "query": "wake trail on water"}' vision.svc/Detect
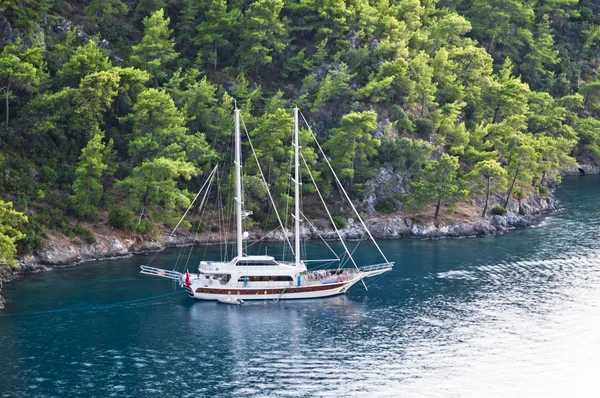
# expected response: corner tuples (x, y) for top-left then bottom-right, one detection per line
(0, 291), (185, 318)
(436, 249), (600, 284)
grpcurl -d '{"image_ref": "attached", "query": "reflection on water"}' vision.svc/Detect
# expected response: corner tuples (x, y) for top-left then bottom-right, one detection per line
(1, 176), (600, 397)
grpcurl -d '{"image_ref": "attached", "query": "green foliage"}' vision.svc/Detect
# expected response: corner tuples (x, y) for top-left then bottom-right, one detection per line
(374, 198), (396, 213)
(330, 215), (347, 229)
(491, 206), (507, 216)
(0, 39), (43, 128)
(0, 0), (598, 244)
(73, 225), (96, 244)
(195, 0), (241, 71)
(57, 40), (111, 87)
(377, 137), (433, 176)
(72, 128), (110, 219)
(130, 9), (178, 82)
(407, 154), (468, 221)
(239, 0), (287, 78)
(324, 111), (379, 181)
(108, 207), (133, 229)
(116, 157), (197, 224)
(0, 201), (28, 268)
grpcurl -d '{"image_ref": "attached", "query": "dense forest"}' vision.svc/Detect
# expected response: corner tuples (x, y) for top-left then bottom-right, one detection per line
(1, 0), (600, 268)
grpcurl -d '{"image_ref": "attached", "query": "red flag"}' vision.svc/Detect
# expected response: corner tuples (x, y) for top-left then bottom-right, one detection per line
(185, 270), (191, 288)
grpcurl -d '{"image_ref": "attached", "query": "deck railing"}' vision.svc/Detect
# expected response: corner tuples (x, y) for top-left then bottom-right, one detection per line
(360, 262), (394, 273)
(140, 266), (182, 282)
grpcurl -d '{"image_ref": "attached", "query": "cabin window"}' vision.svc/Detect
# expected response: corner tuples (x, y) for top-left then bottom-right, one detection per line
(235, 260), (278, 266)
(237, 275), (293, 282)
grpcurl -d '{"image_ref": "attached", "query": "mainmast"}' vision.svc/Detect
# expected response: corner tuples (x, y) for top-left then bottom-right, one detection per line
(294, 107), (300, 266)
(235, 106), (243, 259)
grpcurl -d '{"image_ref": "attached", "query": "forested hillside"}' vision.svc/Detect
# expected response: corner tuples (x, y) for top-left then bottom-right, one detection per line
(1, 0), (600, 267)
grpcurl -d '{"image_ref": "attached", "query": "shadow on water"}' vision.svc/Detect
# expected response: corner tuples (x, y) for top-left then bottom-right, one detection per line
(1, 175), (600, 397)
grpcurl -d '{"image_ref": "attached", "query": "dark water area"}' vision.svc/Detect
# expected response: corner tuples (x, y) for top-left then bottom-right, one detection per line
(1, 176), (600, 397)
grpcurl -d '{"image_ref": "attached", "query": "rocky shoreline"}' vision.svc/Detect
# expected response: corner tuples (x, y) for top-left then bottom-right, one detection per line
(0, 187), (561, 309)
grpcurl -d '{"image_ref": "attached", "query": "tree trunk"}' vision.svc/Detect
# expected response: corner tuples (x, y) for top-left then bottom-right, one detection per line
(254, 57), (259, 81)
(487, 36), (496, 55)
(492, 107), (500, 124)
(434, 196), (441, 221)
(214, 42), (218, 72)
(482, 176), (491, 217)
(141, 186), (151, 222)
(5, 81), (10, 129)
(504, 164), (520, 209)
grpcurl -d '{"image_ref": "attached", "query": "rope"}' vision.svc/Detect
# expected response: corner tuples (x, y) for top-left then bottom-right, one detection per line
(0, 291), (185, 318)
(300, 111), (390, 265)
(300, 152), (362, 274)
(239, 113), (295, 256)
(299, 210), (339, 260)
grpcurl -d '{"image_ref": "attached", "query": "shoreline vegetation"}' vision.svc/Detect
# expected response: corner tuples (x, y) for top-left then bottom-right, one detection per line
(0, 170), (596, 309)
(2, 1), (600, 307)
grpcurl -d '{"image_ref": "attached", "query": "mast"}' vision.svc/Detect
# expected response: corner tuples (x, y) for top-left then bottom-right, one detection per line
(294, 107), (300, 266)
(235, 106), (243, 259)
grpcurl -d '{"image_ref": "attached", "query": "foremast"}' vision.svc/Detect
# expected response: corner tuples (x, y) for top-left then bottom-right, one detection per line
(234, 106), (243, 259)
(294, 107), (301, 267)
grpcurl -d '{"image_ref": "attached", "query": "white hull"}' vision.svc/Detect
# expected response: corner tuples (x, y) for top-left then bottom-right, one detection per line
(187, 278), (362, 301)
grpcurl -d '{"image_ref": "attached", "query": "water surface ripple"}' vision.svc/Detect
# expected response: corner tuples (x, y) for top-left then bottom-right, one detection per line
(1, 176), (600, 397)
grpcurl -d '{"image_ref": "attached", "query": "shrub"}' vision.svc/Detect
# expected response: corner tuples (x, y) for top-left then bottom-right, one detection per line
(210, 224), (220, 232)
(131, 219), (153, 235)
(73, 225), (96, 244)
(414, 118), (434, 140)
(491, 206), (507, 216)
(374, 197), (396, 213)
(17, 219), (46, 254)
(330, 215), (347, 229)
(538, 185), (548, 196)
(108, 207), (132, 229)
(191, 220), (204, 233)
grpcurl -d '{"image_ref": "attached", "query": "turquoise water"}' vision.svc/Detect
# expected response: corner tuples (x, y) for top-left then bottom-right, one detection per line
(1, 176), (600, 397)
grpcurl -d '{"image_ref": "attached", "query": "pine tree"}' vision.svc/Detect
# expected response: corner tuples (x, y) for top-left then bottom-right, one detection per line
(130, 8), (178, 83)
(324, 111), (380, 183)
(72, 128), (109, 219)
(239, 0), (287, 79)
(195, 0), (241, 72)
(466, 160), (507, 216)
(57, 40), (111, 88)
(0, 39), (42, 128)
(0, 200), (28, 268)
(407, 154), (467, 221)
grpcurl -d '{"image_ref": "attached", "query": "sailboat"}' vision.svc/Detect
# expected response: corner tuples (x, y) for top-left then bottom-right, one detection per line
(140, 105), (393, 301)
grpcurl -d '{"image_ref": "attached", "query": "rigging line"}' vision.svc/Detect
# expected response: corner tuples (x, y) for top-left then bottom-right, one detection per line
(299, 209), (339, 260)
(300, 111), (390, 265)
(216, 167), (225, 261)
(301, 151), (368, 290)
(0, 291), (185, 318)
(185, 168), (216, 271)
(244, 227), (285, 249)
(169, 165), (218, 239)
(300, 152), (360, 272)
(283, 144), (294, 261)
(239, 113), (295, 257)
